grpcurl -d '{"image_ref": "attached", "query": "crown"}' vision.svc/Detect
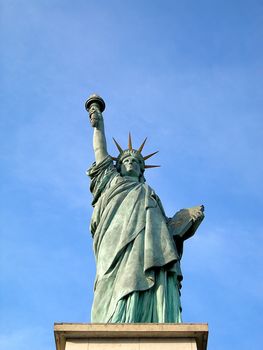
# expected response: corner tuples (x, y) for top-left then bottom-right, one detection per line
(111, 133), (160, 172)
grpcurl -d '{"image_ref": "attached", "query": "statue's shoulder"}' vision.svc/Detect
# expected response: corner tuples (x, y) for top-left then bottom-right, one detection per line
(87, 155), (115, 179)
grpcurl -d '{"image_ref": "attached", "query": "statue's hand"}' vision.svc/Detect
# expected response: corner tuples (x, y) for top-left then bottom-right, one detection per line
(168, 205), (205, 241)
(188, 205), (205, 221)
(89, 104), (103, 128)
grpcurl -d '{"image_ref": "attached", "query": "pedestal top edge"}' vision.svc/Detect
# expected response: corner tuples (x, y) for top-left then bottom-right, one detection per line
(54, 322), (208, 335)
(54, 323), (208, 350)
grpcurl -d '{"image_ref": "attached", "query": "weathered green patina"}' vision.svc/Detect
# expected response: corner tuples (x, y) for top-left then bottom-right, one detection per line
(86, 94), (204, 323)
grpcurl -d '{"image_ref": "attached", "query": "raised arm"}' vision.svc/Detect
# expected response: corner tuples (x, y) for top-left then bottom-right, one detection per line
(86, 95), (108, 164)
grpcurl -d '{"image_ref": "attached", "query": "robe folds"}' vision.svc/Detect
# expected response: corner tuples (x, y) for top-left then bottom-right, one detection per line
(87, 156), (183, 323)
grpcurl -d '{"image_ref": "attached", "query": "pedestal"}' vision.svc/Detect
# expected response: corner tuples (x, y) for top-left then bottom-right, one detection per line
(54, 323), (208, 350)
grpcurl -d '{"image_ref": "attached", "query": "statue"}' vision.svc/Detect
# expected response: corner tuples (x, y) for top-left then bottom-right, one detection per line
(85, 94), (205, 323)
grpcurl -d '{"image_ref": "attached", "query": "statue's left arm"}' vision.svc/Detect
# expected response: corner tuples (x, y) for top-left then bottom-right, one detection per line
(166, 205), (204, 259)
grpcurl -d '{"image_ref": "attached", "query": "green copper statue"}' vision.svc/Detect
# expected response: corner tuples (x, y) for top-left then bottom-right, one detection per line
(85, 94), (204, 323)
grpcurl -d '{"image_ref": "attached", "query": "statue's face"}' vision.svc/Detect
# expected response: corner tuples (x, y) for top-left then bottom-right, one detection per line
(120, 156), (141, 178)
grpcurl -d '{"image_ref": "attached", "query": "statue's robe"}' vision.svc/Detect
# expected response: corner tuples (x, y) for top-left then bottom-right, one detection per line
(88, 156), (200, 323)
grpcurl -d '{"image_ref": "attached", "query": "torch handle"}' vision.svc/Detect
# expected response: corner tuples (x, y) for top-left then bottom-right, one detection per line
(85, 94), (106, 128)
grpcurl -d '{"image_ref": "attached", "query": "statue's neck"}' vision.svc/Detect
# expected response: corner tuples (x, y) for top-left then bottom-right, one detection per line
(123, 175), (139, 182)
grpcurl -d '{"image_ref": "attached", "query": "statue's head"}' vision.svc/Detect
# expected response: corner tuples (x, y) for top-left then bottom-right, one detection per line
(117, 150), (145, 179)
(112, 133), (159, 182)
(120, 155), (142, 178)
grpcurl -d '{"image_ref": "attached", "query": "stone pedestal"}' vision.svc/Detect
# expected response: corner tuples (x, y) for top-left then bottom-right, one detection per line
(54, 323), (208, 350)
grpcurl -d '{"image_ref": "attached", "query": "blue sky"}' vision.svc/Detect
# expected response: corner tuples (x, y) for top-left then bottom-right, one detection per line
(1, 0), (263, 349)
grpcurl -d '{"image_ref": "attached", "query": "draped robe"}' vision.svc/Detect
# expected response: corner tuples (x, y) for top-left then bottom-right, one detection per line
(88, 156), (198, 323)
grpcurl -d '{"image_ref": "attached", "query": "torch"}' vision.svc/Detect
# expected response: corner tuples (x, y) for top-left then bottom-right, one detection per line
(85, 94), (106, 127)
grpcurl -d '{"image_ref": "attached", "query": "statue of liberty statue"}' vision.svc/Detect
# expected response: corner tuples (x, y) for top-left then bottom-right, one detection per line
(85, 94), (204, 323)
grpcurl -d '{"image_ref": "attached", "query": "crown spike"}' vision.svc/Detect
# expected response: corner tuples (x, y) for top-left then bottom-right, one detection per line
(143, 151), (159, 160)
(113, 138), (123, 153)
(144, 165), (160, 169)
(111, 156), (118, 161)
(128, 132), (133, 151)
(138, 137), (147, 153)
